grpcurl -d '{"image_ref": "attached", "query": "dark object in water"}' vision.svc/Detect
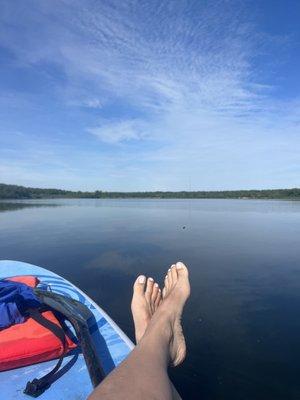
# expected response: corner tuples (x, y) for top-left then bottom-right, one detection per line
(182, 226), (186, 229)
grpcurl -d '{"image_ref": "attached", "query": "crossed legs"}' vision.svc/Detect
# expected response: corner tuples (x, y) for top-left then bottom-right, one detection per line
(88, 262), (190, 400)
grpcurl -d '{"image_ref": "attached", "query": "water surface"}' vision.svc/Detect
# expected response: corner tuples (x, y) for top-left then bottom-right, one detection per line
(1, 199), (300, 399)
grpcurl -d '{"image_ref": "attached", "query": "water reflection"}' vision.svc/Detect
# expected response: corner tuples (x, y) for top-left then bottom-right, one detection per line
(0, 201), (60, 212)
(1, 199), (300, 399)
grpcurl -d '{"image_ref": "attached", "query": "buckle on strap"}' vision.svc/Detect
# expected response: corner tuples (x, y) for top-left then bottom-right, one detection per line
(24, 379), (50, 398)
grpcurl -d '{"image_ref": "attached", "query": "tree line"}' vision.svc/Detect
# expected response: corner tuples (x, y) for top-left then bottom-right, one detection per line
(1, 183), (300, 200)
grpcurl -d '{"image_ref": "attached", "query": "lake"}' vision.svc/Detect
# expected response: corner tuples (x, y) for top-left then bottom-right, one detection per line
(1, 198), (300, 399)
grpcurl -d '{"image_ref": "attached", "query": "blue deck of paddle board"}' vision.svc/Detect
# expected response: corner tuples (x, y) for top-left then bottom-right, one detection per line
(0, 260), (134, 400)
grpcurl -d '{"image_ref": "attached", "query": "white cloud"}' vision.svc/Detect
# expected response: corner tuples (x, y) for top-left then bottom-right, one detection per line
(87, 119), (146, 144)
(83, 98), (103, 109)
(0, 1), (263, 117)
(67, 97), (104, 109)
(0, 0), (299, 189)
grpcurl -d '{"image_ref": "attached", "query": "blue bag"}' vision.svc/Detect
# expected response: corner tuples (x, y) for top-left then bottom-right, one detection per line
(0, 279), (41, 329)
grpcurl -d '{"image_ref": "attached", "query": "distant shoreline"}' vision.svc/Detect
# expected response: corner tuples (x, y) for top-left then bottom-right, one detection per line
(1, 183), (300, 200)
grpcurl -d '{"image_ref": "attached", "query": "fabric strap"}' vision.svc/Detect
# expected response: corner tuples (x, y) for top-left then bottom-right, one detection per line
(23, 308), (67, 398)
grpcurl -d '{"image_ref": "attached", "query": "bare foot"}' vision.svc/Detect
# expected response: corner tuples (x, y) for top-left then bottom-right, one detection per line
(160, 261), (190, 366)
(131, 275), (162, 343)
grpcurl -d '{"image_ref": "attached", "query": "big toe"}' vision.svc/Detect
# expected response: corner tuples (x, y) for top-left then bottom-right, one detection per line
(133, 275), (146, 297)
(175, 261), (189, 278)
(175, 262), (190, 298)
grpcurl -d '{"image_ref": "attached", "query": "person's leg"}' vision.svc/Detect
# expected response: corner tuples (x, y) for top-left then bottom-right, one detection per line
(131, 272), (183, 400)
(88, 262), (190, 400)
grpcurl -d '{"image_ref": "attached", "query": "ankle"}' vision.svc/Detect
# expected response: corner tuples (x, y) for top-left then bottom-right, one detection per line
(142, 309), (173, 342)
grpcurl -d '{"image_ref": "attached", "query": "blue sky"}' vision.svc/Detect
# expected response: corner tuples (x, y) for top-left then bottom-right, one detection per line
(0, 0), (299, 191)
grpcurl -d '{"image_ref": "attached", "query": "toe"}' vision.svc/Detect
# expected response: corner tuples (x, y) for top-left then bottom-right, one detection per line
(170, 264), (178, 285)
(151, 282), (159, 304)
(150, 283), (159, 313)
(167, 267), (173, 286)
(175, 261), (189, 277)
(133, 275), (146, 296)
(164, 274), (169, 292)
(145, 277), (154, 301)
(155, 289), (161, 309)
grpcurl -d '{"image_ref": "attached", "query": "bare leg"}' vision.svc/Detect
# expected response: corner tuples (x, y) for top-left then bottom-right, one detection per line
(88, 262), (190, 400)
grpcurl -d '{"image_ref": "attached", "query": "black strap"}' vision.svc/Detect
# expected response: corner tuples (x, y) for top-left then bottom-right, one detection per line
(23, 308), (67, 398)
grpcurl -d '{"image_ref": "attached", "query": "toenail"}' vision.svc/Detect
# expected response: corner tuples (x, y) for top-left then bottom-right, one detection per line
(176, 263), (183, 269)
(148, 277), (154, 281)
(138, 275), (146, 283)
(154, 283), (158, 288)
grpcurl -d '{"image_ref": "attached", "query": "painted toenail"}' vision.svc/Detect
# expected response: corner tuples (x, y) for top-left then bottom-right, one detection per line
(138, 275), (146, 283)
(176, 263), (183, 269)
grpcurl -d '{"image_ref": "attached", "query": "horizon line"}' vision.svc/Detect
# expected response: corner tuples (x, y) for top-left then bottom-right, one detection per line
(1, 183), (300, 193)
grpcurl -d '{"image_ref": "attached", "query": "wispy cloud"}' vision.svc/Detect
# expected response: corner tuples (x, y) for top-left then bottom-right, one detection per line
(0, 0), (299, 189)
(88, 119), (147, 144)
(0, 1), (265, 113)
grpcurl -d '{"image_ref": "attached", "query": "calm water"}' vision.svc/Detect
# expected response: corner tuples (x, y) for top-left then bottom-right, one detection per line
(1, 199), (300, 399)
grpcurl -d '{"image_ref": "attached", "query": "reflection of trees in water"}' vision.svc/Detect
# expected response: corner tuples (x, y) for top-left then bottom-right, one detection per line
(0, 202), (59, 212)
